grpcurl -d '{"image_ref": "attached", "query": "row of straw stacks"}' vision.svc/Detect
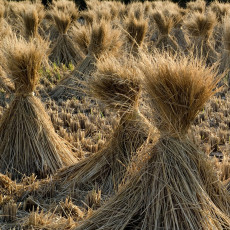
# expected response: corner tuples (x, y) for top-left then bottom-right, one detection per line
(0, 0), (229, 229)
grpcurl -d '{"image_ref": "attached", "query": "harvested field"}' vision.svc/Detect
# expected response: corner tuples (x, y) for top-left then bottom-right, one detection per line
(0, 0), (229, 229)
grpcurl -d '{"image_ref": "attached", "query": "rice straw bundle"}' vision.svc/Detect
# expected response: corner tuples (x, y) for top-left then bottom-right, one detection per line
(75, 53), (230, 230)
(49, 20), (122, 100)
(55, 55), (150, 194)
(22, 5), (45, 40)
(184, 12), (218, 65)
(152, 10), (179, 52)
(0, 38), (76, 180)
(49, 9), (84, 66)
(170, 9), (189, 52)
(124, 15), (148, 56)
(219, 17), (230, 87)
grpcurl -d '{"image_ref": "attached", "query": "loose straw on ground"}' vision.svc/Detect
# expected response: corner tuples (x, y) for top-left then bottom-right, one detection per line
(0, 38), (76, 180)
(75, 52), (230, 230)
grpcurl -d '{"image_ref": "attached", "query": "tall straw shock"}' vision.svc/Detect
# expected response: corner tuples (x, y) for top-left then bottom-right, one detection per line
(75, 53), (230, 230)
(152, 10), (179, 53)
(54, 55), (150, 195)
(49, 8), (84, 66)
(184, 11), (218, 65)
(0, 38), (76, 179)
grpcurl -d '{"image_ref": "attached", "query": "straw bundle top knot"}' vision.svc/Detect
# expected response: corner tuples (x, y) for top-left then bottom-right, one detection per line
(89, 56), (140, 112)
(184, 12), (216, 40)
(88, 20), (122, 58)
(139, 53), (220, 137)
(3, 38), (48, 95)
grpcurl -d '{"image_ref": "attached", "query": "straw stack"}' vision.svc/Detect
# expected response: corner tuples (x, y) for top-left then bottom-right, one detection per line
(49, 20), (122, 100)
(22, 5), (45, 40)
(75, 53), (230, 230)
(152, 10), (179, 52)
(0, 38), (76, 179)
(49, 8), (84, 66)
(55, 55), (150, 194)
(184, 12), (218, 65)
(124, 14), (148, 56)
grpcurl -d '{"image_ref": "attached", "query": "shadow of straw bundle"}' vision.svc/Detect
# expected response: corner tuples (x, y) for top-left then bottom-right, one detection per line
(0, 38), (76, 180)
(184, 12), (218, 65)
(55, 55), (150, 195)
(49, 9), (84, 66)
(75, 53), (230, 230)
(49, 20), (122, 100)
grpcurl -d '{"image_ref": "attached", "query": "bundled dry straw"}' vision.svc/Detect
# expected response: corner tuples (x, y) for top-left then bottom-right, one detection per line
(49, 20), (122, 100)
(22, 5), (45, 40)
(152, 10), (179, 52)
(55, 55), (150, 194)
(124, 14), (148, 56)
(49, 9), (84, 66)
(75, 53), (230, 230)
(184, 12), (218, 65)
(0, 38), (76, 179)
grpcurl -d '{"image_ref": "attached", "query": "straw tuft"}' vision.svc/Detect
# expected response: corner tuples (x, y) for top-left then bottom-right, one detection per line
(139, 52), (220, 137)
